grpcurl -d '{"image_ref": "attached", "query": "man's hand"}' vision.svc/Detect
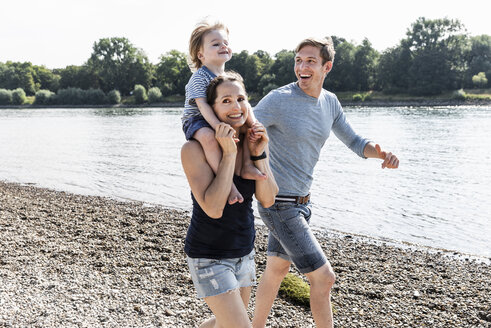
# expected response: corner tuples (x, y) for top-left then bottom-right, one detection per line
(375, 144), (399, 169)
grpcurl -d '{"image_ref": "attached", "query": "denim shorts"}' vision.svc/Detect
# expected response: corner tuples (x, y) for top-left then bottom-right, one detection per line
(186, 250), (256, 298)
(258, 202), (327, 274)
(182, 115), (211, 140)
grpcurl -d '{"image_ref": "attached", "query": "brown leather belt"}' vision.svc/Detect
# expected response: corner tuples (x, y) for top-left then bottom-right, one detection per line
(275, 194), (310, 205)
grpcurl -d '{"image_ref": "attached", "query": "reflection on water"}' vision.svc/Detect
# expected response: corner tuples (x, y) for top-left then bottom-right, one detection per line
(0, 106), (490, 258)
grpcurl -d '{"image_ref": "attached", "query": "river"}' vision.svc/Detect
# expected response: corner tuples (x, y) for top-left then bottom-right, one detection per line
(0, 106), (490, 258)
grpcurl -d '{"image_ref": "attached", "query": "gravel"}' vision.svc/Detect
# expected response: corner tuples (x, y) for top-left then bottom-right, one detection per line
(1, 181), (489, 327)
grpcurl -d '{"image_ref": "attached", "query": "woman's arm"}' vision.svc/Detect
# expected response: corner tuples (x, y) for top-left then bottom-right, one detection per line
(248, 122), (278, 207)
(181, 123), (238, 218)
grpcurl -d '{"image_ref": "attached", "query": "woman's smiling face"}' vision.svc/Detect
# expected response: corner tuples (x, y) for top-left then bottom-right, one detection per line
(213, 80), (249, 128)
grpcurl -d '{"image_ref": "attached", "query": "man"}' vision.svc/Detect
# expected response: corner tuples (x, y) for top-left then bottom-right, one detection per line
(252, 37), (399, 328)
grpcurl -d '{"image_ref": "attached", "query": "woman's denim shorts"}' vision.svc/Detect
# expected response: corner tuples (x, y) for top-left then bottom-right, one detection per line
(186, 250), (256, 298)
(258, 201), (327, 274)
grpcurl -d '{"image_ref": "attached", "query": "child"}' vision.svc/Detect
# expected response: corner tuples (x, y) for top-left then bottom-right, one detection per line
(182, 20), (265, 204)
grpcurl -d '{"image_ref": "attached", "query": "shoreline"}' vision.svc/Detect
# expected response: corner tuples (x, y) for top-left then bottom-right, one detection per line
(1, 98), (490, 110)
(1, 181), (490, 327)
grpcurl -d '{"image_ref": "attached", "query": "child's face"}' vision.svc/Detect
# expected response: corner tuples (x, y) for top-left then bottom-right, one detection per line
(198, 29), (232, 66)
(213, 81), (249, 128)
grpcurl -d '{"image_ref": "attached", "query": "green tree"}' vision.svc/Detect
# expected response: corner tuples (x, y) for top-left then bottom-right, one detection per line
(257, 73), (278, 96)
(133, 84), (147, 104)
(227, 50), (249, 75)
(155, 50), (190, 96)
(327, 37), (356, 91)
(84, 89), (107, 105)
(0, 89), (12, 105)
(0, 62), (36, 95)
(57, 65), (99, 90)
(376, 41), (412, 93)
(253, 50), (274, 95)
(246, 51), (274, 95)
(12, 88), (26, 105)
(148, 87), (162, 103)
(87, 37), (153, 95)
(405, 17), (468, 95)
(107, 89), (121, 104)
(56, 88), (85, 105)
(33, 65), (60, 92)
(464, 35), (491, 88)
(268, 50), (296, 88)
(472, 72), (488, 88)
(352, 39), (379, 91)
(227, 50), (273, 95)
(34, 89), (56, 105)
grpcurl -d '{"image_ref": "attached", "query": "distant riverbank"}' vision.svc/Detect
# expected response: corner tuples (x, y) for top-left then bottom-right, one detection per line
(340, 98), (491, 107)
(2, 96), (491, 110)
(1, 181), (490, 327)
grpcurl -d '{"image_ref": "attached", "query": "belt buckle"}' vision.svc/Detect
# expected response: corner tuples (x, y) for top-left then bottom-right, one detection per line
(299, 193), (310, 204)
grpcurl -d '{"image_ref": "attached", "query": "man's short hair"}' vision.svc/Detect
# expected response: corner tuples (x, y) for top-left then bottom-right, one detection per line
(295, 37), (335, 65)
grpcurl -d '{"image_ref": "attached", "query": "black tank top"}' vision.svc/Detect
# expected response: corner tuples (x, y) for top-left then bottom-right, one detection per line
(184, 175), (255, 259)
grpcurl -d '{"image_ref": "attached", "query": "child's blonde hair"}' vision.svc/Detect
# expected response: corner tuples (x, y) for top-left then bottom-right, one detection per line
(188, 20), (229, 71)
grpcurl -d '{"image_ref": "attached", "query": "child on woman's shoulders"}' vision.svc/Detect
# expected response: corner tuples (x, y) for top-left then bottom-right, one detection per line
(182, 19), (266, 205)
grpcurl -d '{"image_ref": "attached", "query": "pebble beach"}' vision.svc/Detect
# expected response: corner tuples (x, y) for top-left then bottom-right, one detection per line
(1, 181), (490, 327)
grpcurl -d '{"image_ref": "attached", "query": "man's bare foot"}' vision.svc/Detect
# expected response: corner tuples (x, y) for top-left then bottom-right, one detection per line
(241, 164), (267, 181)
(228, 184), (244, 205)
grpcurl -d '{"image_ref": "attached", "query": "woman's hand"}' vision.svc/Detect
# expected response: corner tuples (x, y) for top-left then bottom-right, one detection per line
(247, 122), (268, 156)
(215, 122), (238, 156)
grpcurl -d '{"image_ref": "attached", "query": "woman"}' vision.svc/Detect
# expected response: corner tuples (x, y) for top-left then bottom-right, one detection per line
(181, 72), (278, 327)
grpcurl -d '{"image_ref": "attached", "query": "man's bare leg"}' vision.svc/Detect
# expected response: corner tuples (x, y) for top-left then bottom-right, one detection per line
(305, 262), (336, 328)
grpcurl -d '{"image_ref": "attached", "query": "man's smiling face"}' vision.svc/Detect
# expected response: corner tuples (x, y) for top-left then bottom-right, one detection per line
(294, 45), (332, 97)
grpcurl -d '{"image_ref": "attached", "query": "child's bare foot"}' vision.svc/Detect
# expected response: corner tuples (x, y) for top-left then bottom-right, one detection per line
(228, 184), (244, 205)
(241, 164), (267, 181)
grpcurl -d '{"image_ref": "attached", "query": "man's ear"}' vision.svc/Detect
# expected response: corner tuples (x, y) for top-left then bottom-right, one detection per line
(324, 61), (333, 74)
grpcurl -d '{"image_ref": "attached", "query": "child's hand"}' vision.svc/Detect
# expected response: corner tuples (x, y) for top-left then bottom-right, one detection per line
(247, 122), (268, 156)
(248, 122), (262, 143)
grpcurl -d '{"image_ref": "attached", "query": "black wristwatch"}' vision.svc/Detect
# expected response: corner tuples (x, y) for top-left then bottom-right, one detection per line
(250, 151), (267, 161)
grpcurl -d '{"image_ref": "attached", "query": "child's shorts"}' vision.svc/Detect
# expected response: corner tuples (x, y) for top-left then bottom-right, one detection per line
(182, 115), (212, 140)
(186, 250), (256, 298)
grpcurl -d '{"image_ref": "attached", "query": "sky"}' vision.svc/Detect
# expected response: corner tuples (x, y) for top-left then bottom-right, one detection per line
(2, 0), (490, 69)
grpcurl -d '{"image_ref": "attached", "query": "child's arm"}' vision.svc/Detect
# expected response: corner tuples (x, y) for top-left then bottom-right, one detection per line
(195, 98), (221, 130)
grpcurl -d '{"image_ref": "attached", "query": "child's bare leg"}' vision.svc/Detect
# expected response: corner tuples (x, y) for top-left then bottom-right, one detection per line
(194, 127), (244, 204)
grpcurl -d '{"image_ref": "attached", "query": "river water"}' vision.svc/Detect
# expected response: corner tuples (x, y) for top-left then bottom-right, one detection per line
(0, 106), (490, 258)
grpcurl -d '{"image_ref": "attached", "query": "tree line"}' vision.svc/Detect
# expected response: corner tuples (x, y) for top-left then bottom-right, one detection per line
(0, 17), (490, 106)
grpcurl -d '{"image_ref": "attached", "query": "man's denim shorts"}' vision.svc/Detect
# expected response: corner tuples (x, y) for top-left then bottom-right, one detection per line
(258, 202), (327, 274)
(186, 250), (256, 298)
(182, 115), (211, 140)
